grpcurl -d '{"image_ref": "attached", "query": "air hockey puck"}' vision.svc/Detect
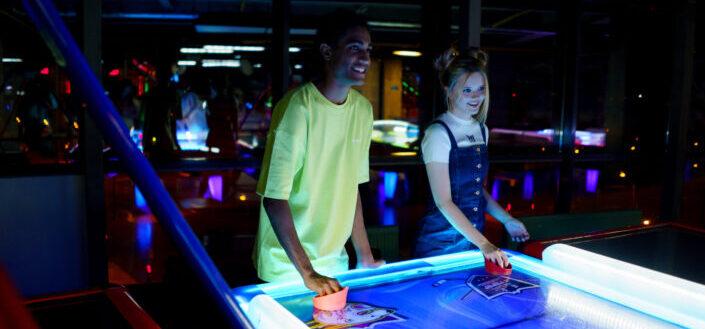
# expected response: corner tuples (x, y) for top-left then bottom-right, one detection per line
(313, 286), (348, 311)
(484, 258), (512, 276)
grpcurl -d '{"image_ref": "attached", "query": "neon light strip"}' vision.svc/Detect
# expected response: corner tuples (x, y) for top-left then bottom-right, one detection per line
(368, 21), (420, 29)
(195, 25), (316, 35)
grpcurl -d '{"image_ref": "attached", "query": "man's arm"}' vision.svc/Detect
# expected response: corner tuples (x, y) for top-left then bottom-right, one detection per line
(351, 190), (385, 269)
(262, 197), (342, 295)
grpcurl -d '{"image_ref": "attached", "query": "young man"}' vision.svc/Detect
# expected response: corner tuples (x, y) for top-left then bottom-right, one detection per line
(253, 11), (384, 295)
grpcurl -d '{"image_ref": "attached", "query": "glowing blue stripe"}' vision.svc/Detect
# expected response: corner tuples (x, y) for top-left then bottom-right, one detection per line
(102, 13), (198, 20)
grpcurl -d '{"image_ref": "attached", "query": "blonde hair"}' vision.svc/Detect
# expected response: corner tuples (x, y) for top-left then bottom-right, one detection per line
(434, 47), (490, 124)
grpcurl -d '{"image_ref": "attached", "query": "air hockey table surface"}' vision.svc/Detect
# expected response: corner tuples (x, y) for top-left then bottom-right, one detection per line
(232, 245), (705, 329)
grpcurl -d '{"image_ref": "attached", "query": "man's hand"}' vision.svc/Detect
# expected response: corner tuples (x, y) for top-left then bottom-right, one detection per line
(504, 218), (530, 243)
(303, 271), (342, 296)
(356, 259), (386, 270)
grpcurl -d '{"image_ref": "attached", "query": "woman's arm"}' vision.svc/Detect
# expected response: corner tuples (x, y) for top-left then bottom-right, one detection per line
(483, 189), (530, 243)
(426, 162), (508, 267)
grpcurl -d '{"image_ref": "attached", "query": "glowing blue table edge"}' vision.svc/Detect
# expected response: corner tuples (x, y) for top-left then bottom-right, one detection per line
(231, 245), (705, 329)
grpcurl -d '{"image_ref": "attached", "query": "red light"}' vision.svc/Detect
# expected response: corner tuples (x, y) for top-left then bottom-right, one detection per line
(146, 265), (152, 274)
(138, 76), (145, 95)
(505, 203), (511, 211)
(511, 93), (516, 98)
(65, 80), (71, 94)
(531, 203), (535, 210)
(109, 69), (120, 76)
(40, 67), (49, 75)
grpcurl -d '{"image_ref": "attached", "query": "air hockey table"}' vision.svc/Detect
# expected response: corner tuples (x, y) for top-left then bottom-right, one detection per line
(523, 222), (705, 285)
(232, 244), (705, 329)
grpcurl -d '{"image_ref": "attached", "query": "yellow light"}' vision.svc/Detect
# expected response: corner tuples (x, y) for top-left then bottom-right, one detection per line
(390, 151), (417, 156)
(630, 146), (636, 151)
(42, 118), (49, 126)
(574, 149), (580, 154)
(643, 220), (651, 225)
(152, 137), (157, 143)
(15, 117), (21, 123)
(392, 50), (422, 57)
(619, 171), (626, 178)
(694, 163), (699, 168)
(695, 142), (699, 147)
(541, 147), (546, 152)
(239, 194), (247, 201)
(73, 122), (79, 129)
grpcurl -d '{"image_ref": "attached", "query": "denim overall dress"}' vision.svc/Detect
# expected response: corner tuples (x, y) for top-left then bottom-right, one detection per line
(413, 120), (489, 257)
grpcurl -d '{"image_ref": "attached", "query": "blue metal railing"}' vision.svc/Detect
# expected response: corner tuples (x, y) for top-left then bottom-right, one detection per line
(20, 1), (253, 328)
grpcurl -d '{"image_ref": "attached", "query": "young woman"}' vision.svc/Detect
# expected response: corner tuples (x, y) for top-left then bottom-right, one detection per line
(413, 48), (530, 268)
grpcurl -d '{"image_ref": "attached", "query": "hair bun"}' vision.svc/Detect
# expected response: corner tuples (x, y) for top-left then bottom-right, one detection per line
(434, 47), (488, 88)
(464, 48), (488, 67)
(433, 48), (459, 73)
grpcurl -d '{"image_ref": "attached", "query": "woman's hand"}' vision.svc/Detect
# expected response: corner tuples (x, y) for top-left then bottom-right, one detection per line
(480, 244), (509, 269)
(504, 218), (530, 243)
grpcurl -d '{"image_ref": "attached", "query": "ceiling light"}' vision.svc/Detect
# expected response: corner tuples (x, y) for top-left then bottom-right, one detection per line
(202, 59), (241, 68)
(393, 50), (422, 57)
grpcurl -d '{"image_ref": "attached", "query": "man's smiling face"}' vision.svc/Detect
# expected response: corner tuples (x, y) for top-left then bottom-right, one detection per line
(326, 26), (372, 87)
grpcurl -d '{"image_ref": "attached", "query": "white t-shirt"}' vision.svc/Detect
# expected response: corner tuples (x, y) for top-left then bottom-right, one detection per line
(421, 112), (489, 164)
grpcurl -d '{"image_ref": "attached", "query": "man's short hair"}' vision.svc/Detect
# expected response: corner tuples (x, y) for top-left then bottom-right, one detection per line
(314, 9), (368, 49)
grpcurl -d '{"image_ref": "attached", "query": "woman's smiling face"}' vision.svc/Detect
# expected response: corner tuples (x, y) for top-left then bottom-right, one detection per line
(448, 72), (486, 118)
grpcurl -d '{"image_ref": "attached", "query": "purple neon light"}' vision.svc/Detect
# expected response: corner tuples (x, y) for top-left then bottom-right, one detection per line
(586, 169), (599, 193)
(491, 179), (500, 200)
(523, 172), (534, 200)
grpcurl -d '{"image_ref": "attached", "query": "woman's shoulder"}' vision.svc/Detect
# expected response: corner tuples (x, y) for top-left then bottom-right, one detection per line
(423, 122), (453, 144)
(425, 121), (449, 135)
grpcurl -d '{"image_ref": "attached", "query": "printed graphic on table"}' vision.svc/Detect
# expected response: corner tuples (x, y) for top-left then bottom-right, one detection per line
(466, 275), (539, 300)
(307, 303), (405, 329)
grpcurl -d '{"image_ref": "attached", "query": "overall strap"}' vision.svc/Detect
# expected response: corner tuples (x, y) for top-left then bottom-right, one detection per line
(431, 120), (458, 149)
(480, 123), (488, 145)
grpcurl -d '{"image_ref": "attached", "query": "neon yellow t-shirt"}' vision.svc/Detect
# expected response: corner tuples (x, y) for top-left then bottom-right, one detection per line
(254, 82), (373, 282)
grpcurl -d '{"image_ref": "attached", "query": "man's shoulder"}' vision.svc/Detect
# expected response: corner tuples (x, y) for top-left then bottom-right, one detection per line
(348, 89), (373, 121)
(276, 83), (315, 115)
(282, 82), (313, 103)
(349, 88), (372, 108)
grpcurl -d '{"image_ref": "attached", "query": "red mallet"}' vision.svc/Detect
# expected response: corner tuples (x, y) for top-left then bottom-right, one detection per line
(313, 286), (349, 311)
(484, 258), (512, 276)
